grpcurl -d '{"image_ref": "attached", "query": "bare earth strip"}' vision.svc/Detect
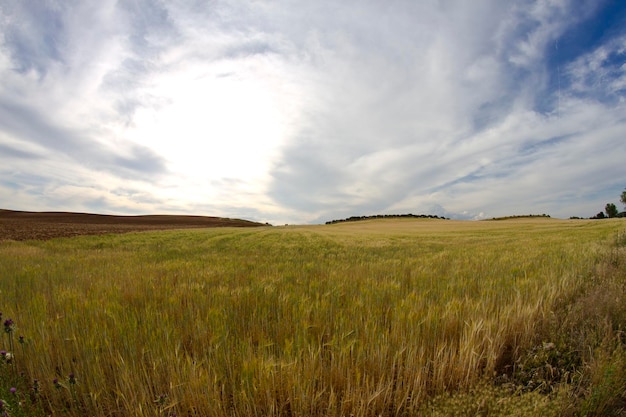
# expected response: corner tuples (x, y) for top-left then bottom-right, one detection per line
(0, 209), (266, 241)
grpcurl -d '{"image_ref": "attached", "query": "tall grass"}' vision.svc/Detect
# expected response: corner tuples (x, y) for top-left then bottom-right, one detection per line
(0, 218), (624, 416)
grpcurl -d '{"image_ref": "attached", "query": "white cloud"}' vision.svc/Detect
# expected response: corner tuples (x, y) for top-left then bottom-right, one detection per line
(0, 0), (624, 223)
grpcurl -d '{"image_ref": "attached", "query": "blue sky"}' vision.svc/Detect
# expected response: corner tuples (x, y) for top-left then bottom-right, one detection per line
(0, 0), (625, 224)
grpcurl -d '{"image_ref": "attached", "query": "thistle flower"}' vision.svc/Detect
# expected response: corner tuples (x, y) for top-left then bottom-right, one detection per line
(18, 335), (24, 344)
(53, 378), (61, 389)
(68, 373), (76, 385)
(9, 387), (16, 395)
(33, 379), (40, 395)
(3, 319), (14, 333)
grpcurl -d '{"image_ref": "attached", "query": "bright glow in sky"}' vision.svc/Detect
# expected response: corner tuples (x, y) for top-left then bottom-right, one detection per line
(1, 0), (625, 224)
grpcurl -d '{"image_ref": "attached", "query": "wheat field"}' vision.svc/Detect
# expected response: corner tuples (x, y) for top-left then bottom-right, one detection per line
(1, 218), (624, 416)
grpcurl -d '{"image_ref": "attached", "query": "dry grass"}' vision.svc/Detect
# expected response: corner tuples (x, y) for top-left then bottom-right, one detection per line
(0, 218), (624, 416)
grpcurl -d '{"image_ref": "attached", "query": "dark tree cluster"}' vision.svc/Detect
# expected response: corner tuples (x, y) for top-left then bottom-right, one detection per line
(590, 188), (626, 219)
(325, 213), (448, 225)
(488, 214), (551, 220)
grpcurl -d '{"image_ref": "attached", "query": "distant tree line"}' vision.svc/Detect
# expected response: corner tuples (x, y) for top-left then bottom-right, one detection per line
(487, 214), (551, 220)
(325, 213), (448, 225)
(589, 188), (626, 219)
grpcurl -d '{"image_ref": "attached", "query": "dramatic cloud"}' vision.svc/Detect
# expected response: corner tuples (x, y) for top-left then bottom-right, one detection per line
(1, 0), (624, 223)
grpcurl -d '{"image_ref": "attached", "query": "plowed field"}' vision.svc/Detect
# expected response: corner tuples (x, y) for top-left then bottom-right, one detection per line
(0, 209), (266, 241)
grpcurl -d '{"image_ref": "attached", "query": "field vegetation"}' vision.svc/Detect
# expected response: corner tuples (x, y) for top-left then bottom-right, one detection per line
(0, 218), (625, 416)
(0, 210), (264, 241)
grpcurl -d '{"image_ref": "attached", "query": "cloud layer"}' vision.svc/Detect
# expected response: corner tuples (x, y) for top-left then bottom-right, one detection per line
(1, 0), (625, 223)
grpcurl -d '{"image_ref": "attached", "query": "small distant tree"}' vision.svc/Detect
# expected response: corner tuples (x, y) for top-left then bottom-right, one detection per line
(621, 189), (626, 208)
(605, 203), (618, 218)
(595, 211), (606, 219)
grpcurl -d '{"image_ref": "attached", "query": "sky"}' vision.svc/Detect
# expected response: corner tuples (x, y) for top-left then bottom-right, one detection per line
(1, 0), (625, 225)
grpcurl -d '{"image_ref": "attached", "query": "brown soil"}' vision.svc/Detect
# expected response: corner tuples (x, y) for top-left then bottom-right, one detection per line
(0, 209), (267, 241)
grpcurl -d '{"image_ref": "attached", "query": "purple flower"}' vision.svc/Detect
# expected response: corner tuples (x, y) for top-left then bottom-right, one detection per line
(3, 318), (14, 333)
(53, 378), (61, 389)
(68, 373), (76, 385)
(9, 387), (16, 394)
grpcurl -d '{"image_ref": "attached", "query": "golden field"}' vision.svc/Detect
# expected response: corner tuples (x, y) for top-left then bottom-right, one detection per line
(0, 218), (624, 416)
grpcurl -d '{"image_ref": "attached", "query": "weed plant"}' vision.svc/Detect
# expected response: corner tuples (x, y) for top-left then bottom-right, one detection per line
(0, 218), (624, 416)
